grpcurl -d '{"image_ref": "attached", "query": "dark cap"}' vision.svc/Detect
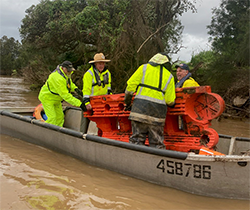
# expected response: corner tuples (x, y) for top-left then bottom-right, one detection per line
(61, 61), (75, 71)
(175, 63), (189, 71)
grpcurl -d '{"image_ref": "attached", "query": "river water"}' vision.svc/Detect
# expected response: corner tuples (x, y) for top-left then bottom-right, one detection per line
(0, 76), (249, 210)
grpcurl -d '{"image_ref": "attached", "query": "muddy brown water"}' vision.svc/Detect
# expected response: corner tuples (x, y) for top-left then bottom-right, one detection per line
(0, 76), (249, 210)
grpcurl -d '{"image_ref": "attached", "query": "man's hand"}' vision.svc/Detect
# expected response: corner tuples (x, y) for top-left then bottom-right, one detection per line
(124, 93), (133, 111)
(124, 105), (131, 111)
(86, 103), (92, 110)
(80, 102), (92, 111)
(81, 97), (92, 111)
(80, 102), (87, 111)
(124, 93), (133, 107)
(108, 89), (112, 95)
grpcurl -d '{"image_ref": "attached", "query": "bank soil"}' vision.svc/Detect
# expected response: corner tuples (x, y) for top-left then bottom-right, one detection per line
(221, 76), (249, 120)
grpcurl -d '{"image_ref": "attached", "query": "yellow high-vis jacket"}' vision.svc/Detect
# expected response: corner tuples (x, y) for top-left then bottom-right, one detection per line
(82, 66), (111, 105)
(38, 66), (81, 107)
(125, 63), (176, 126)
(181, 77), (200, 88)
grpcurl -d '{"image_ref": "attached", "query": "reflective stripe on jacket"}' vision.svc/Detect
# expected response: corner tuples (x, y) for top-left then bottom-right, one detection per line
(126, 64), (176, 126)
(38, 67), (81, 107)
(82, 66), (111, 101)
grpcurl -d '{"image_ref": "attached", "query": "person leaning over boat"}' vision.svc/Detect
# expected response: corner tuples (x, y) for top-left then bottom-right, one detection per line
(38, 61), (86, 127)
(175, 63), (199, 88)
(124, 52), (176, 149)
(82, 53), (112, 111)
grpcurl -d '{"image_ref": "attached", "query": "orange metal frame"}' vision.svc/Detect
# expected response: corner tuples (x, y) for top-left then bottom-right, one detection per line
(84, 86), (225, 152)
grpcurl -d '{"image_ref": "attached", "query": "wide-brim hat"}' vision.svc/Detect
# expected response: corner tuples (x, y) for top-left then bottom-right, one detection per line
(61, 61), (75, 71)
(89, 53), (111, 63)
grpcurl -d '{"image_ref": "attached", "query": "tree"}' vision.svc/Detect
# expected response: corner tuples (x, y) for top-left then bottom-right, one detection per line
(109, 0), (195, 91)
(0, 36), (21, 75)
(236, 10), (250, 66)
(19, 0), (196, 92)
(189, 50), (231, 93)
(207, 0), (250, 66)
(20, 0), (88, 64)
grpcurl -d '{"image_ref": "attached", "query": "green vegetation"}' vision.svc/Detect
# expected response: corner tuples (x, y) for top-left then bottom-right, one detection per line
(189, 0), (249, 118)
(0, 0), (249, 118)
(1, 0), (195, 91)
(0, 36), (21, 75)
(190, 0), (249, 83)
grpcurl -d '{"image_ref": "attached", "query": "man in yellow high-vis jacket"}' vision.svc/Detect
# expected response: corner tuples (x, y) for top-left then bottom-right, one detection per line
(124, 53), (176, 149)
(175, 63), (199, 130)
(38, 61), (86, 127)
(82, 53), (112, 111)
(175, 63), (199, 88)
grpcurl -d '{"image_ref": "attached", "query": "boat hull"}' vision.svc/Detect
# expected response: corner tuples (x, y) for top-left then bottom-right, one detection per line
(0, 109), (249, 200)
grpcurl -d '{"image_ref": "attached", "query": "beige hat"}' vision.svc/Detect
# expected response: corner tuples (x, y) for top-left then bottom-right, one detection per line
(89, 53), (111, 63)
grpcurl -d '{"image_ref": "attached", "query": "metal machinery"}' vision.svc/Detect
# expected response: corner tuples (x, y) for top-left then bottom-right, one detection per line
(84, 86), (225, 152)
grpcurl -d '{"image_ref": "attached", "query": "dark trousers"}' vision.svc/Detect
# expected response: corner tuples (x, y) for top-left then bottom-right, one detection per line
(130, 121), (165, 149)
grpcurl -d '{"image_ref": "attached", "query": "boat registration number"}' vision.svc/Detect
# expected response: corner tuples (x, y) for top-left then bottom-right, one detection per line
(156, 159), (211, 179)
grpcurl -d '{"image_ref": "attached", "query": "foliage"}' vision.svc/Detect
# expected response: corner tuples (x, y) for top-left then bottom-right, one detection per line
(207, 0), (250, 66)
(18, 0), (196, 91)
(0, 36), (21, 75)
(189, 51), (215, 84)
(108, 0), (195, 91)
(204, 0), (250, 99)
(190, 51), (228, 93)
(20, 0), (88, 65)
(187, 0), (250, 98)
(191, 2), (250, 118)
(236, 13), (250, 66)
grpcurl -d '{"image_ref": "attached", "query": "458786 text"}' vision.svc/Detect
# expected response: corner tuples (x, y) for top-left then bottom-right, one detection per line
(156, 159), (211, 179)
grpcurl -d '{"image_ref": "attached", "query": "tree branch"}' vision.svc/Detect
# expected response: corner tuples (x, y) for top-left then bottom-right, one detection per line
(137, 23), (168, 53)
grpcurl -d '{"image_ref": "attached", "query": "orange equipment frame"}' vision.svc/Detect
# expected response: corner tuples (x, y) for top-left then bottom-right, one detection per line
(84, 86), (225, 152)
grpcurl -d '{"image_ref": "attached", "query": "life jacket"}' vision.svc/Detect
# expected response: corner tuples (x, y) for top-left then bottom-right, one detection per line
(83, 66), (111, 97)
(92, 67), (109, 88)
(175, 72), (192, 88)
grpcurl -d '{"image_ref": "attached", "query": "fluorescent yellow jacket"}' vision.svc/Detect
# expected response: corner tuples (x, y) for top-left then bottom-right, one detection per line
(82, 66), (111, 105)
(182, 77), (199, 88)
(38, 66), (81, 107)
(175, 72), (199, 88)
(125, 64), (176, 126)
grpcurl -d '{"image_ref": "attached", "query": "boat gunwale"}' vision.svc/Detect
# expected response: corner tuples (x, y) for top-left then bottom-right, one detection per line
(219, 133), (250, 142)
(0, 109), (188, 160)
(1, 108), (250, 162)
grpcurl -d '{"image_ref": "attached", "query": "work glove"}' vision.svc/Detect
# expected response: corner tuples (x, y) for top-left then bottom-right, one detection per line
(80, 102), (87, 112)
(108, 89), (112, 95)
(124, 93), (133, 111)
(124, 105), (132, 111)
(80, 97), (93, 111)
(75, 88), (83, 97)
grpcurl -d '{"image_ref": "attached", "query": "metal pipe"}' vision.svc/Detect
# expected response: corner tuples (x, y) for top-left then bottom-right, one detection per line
(85, 134), (188, 160)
